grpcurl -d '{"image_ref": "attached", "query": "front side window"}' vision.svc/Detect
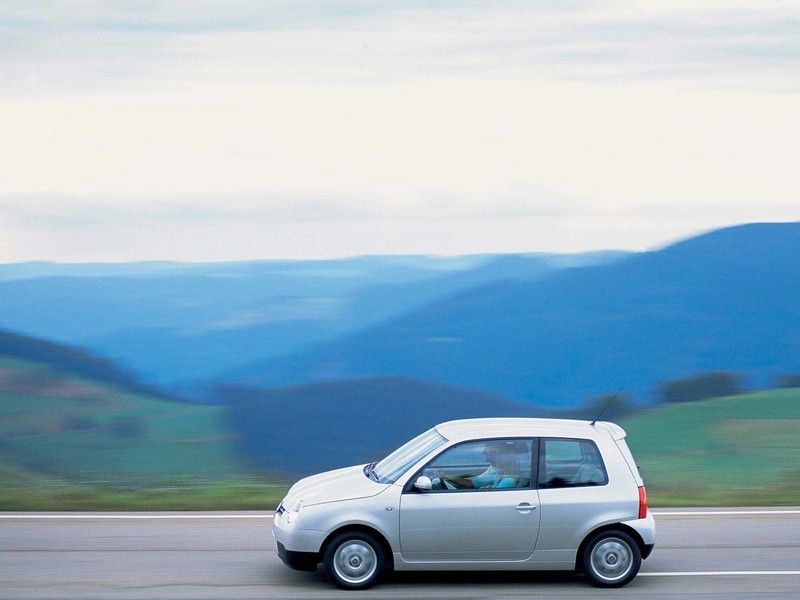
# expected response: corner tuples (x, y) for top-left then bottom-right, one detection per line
(421, 438), (533, 491)
(539, 438), (608, 488)
(373, 428), (448, 484)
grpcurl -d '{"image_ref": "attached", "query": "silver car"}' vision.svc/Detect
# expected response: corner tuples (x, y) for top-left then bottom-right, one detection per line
(273, 418), (655, 589)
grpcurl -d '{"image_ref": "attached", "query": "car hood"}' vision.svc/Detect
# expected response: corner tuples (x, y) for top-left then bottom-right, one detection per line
(283, 464), (390, 508)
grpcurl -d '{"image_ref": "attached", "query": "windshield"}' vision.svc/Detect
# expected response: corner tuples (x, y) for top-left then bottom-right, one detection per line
(372, 428), (447, 484)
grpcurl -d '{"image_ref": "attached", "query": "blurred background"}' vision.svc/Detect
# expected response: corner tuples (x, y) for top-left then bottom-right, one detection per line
(1, 1), (799, 509)
(1, 223), (799, 509)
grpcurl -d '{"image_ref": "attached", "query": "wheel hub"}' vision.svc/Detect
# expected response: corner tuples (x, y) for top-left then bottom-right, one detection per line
(590, 537), (633, 582)
(333, 540), (377, 585)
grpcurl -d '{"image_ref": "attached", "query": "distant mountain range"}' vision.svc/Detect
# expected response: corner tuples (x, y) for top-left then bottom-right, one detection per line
(0, 251), (624, 385)
(237, 222), (800, 407)
(1, 222), (798, 409)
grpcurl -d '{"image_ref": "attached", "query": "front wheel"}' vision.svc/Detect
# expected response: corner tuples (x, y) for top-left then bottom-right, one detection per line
(323, 531), (386, 590)
(582, 530), (642, 588)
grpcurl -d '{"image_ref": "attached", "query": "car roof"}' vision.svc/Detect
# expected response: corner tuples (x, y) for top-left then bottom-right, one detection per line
(434, 418), (626, 442)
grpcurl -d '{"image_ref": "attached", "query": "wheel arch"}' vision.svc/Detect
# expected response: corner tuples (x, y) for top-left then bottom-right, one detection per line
(321, 524), (395, 570)
(574, 523), (646, 571)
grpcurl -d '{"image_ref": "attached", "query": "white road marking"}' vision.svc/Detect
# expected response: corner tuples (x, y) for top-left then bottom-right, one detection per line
(652, 510), (800, 516)
(0, 514), (275, 519)
(641, 571), (800, 577)
(1, 509), (799, 519)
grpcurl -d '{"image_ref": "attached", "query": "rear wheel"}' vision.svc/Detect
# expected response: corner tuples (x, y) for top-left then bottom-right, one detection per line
(323, 531), (386, 590)
(582, 530), (641, 588)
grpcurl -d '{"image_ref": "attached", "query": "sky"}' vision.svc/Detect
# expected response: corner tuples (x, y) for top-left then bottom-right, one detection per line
(0, 0), (798, 262)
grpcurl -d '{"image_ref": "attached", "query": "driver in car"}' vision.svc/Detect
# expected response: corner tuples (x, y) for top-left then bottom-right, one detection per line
(444, 442), (519, 489)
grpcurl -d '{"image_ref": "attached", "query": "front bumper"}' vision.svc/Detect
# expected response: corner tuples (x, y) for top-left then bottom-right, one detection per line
(276, 541), (319, 571)
(272, 505), (327, 565)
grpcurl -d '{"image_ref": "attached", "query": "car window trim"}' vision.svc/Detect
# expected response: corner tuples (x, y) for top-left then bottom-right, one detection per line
(531, 436), (541, 491)
(402, 436), (537, 494)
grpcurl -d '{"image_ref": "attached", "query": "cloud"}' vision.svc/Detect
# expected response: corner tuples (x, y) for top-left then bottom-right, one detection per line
(1, 1), (798, 96)
(0, 196), (377, 229)
(0, 1), (798, 262)
(0, 187), (584, 232)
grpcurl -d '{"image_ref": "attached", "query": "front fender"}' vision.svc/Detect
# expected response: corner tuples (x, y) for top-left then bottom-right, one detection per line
(297, 486), (401, 553)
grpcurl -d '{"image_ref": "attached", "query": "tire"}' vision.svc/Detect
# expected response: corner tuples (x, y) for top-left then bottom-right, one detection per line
(323, 531), (387, 590)
(582, 530), (642, 588)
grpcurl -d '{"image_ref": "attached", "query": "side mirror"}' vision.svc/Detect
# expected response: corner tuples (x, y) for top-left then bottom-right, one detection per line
(414, 475), (432, 491)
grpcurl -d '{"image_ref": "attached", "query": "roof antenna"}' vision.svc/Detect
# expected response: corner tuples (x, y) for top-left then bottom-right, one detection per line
(591, 389), (622, 426)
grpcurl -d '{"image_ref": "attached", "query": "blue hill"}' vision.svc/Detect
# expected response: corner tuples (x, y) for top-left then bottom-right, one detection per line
(222, 377), (542, 475)
(237, 222), (800, 407)
(0, 252), (619, 385)
(0, 328), (167, 398)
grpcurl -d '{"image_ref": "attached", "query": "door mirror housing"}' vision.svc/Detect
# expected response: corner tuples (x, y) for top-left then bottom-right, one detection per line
(414, 475), (432, 491)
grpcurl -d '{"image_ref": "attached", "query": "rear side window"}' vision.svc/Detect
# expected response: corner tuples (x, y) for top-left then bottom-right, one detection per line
(539, 438), (608, 488)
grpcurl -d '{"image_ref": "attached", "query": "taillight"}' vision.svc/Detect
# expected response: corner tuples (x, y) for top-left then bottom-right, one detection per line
(638, 485), (648, 519)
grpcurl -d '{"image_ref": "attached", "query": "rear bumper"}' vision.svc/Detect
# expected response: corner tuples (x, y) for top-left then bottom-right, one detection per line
(276, 541), (319, 572)
(642, 543), (655, 560)
(622, 511), (656, 559)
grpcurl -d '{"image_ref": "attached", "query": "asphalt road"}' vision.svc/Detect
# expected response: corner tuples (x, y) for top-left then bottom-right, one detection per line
(1, 508), (799, 599)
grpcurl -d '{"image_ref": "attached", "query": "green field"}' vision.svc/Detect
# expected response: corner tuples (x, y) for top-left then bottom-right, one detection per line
(0, 464), (287, 510)
(622, 388), (800, 505)
(2, 354), (799, 509)
(0, 358), (240, 483)
(0, 356), (289, 510)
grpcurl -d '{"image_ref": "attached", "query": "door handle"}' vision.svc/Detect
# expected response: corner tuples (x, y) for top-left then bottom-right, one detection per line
(514, 502), (536, 513)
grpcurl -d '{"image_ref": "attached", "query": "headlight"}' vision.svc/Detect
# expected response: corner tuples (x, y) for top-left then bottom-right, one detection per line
(287, 499), (303, 524)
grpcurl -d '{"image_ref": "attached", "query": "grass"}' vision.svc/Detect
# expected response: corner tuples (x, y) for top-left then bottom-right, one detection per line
(2, 354), (799, 509)
(0, 465), (288, 510)
(0, 356), (291, 510)
(621, 388), (800, 506)
(0, 359), (240, 483)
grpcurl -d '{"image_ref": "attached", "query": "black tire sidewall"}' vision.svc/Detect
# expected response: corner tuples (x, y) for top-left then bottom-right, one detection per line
(582, 530), (642, 588)
(323, 532), (386, 590)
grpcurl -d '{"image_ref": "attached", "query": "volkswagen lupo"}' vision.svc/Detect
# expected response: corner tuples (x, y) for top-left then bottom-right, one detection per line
(273, 418), (655, 589)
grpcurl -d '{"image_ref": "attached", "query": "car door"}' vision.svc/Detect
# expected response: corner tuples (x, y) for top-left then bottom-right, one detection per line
(399, 438), (540, 562)
(533, 437), (618, 565)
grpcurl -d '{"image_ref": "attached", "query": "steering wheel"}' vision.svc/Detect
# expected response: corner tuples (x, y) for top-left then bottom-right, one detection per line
(424, 468), (445, 490)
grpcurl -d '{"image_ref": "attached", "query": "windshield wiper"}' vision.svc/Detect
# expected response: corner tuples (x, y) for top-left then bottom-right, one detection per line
(364, 461), (378, 481)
